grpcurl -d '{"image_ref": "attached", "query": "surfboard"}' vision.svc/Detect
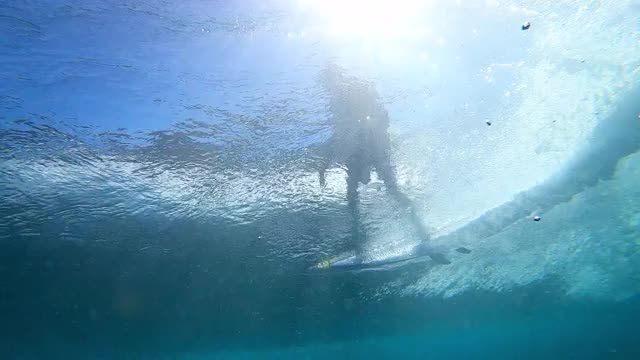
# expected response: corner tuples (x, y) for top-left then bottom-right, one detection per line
(309, 246), (470, 273)
(309, 253), (427, 273)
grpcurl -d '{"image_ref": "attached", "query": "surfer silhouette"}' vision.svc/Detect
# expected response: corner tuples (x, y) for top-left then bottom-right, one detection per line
(317, 63), (450, 266)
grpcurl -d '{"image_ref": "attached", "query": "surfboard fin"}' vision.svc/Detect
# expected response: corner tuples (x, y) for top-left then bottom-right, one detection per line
(456, 247), (472, 254)
(429, 252), (451, 265)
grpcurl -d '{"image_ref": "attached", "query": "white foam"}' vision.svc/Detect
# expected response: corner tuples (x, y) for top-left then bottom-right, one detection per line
(392, 0), (640, 300)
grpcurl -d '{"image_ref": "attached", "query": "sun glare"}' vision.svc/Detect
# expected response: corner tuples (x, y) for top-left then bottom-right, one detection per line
(299, 0), (432, 39)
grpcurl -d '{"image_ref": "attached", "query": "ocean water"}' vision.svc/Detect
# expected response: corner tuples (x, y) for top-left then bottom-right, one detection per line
(1, 0), (640, 358)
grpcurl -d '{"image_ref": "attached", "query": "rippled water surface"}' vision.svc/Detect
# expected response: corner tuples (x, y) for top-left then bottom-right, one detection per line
(1, 0), (640, 358)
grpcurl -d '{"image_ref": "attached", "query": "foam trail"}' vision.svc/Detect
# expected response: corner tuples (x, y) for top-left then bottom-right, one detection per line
(435, 86), (640, 247)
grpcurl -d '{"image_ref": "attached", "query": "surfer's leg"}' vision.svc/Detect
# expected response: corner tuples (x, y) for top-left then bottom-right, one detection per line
(346, 167), (365, 262)
(378, 161), (428, 238)
(377, 160), (450, 264)
(376, 160), (420, 224)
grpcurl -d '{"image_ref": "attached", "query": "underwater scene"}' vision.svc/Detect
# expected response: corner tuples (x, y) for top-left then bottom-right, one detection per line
(1, 0), (640, 358)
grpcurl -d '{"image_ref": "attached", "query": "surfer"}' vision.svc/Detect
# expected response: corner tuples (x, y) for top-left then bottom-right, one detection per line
(317, 63), (451, 266)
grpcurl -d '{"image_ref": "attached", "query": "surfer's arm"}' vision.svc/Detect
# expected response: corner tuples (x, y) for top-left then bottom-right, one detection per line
(317, 138), (335, 187)
(318, 157), (331, 187)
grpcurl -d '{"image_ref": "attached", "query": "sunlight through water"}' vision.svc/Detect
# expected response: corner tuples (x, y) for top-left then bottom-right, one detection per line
(298, 0), (433, 39)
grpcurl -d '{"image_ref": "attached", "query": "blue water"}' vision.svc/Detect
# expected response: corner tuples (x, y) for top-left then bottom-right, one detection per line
(2, 0), (640, 358)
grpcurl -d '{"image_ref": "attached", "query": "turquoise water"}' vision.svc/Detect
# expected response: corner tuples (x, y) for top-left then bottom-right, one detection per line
(1, 0), (640, 358)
